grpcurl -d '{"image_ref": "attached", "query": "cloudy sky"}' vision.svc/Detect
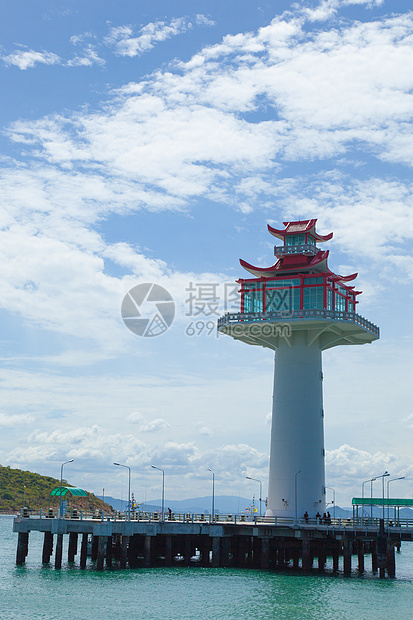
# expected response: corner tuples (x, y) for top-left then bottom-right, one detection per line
(1, 0), (412, 508)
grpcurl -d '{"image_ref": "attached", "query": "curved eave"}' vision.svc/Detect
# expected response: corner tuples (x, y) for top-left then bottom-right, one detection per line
(330, 272), (358, 283)
(239, 254), (360, 290)
(267, 221), (333, 242)
(239, 258), (280, 278)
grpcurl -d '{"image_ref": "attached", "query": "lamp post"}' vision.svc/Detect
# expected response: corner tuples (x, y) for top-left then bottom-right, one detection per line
(60, 459), (74, 518)
(208, 468), (215, 522)
(325, 486), (336, 520)
(294, 470), (301, 524)
(23, 485), (26, 508)
(114, 462), (131, 520)
(151, 465), (165, 522)
(246, 476), (263, 518)
(370, 477), (377, 519)
(387, 476), (405, 521)
(361, 477), (377, 519)
(374, 471), (390, 522)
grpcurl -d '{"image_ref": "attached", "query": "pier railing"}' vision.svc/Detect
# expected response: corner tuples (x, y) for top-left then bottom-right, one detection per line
(17, 508), (413, 530)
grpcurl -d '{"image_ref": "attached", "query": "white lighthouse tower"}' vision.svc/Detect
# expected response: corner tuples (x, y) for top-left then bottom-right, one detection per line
(218, 219), (379, 519)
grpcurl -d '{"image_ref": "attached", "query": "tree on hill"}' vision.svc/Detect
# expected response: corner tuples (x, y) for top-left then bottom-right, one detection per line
(0, 464), (113, 513)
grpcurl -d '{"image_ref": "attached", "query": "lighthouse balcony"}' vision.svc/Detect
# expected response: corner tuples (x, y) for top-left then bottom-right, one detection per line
(218, 308), (379, 338)
(274, 244), (318, 257)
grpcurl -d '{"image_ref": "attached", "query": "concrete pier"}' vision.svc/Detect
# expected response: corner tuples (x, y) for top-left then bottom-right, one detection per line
(14, 514), (411, 578)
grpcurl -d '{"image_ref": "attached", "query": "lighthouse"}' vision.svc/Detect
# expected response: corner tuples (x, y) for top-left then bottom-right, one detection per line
(218, 219), (379, 519)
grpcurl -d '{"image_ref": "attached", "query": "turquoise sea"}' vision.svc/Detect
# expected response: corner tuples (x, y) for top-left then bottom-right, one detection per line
(1, 516), (412, 619)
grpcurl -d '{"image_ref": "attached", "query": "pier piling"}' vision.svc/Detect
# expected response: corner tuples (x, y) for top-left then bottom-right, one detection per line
(16, 532), (29, 566)
(42, 531), (53, 564)
(55, 534), (63, 569)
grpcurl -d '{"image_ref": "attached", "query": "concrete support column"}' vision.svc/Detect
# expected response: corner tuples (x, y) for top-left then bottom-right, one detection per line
(16, 532), (29, 566)
(261, 538), (270, 569)
(317, 547), (326, 572)
(332, 546), (340, 573)
(97, 536), (106, 571)
(302, 540), (312, 570)
(184, 536), (193, 567)
(292, 546), (300, 569)
(144, 536), (151, 568)
(238, 537), (248, 568)
(377, 531), (387, 579)
(80, 533), (88, 569)
(251, 537), (261, 569)
(272, 546), (279, 569)
(343, 539), (352, 576)
(91, 536), (98, 562)
(165, 535), (173, 567)
(200, 537), (210, 567)
(106, 535), (113, 567)
(277, 547), (286, 568)
(42, 531), (53, 564)
(220, 537), (231, 568)
(55, 534), (63, 569)
(120, 536), (129, 568)
(371, 540), (378, 573)
(211, 537), (221, 568)
(68, 532), (78, 563)
(357, 540), (364, 574)
(386, 540), (396, 578)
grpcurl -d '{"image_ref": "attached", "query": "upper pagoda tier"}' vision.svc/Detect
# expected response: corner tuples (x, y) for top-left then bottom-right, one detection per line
(267, 219), (333, 243)
(239, 218), (356, 285)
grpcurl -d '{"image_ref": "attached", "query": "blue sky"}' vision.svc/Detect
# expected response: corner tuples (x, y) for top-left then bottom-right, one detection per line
(1, 0), (413, 507)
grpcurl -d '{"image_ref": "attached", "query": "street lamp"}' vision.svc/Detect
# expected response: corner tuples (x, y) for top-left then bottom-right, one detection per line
(246, 476), (263, 517)
(387, 476), (405, 521)
(294, 470), (301, 524)
(151, 465), (165, 522)
(325, 486), (336, 520)
(60, 459), (74, 518)
(114, 462), (131, 520)
(374, 471), (390, 522)
(23, 485), (26, 508)
(208, 468), (215, 521)
(362, 476), (377, 519)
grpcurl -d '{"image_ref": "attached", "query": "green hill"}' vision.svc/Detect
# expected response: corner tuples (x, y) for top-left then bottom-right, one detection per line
(0, 464), (113, 513)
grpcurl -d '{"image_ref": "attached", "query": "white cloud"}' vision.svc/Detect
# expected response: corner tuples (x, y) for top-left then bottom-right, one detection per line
(127, 412), (171, 433)
(326, 444), (413, 504)
(302, 0), (384, 22)
(195, 15), (215, 27)
(196, 423), (214, 436)
(140, 419), (171, 433)
(0, 413), (35, 428)
(66, 45), (105, 67)
(2, 49), (61, 70)
(106, 18), (192, 58)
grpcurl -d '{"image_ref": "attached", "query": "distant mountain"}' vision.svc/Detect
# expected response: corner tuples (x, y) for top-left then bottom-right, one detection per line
(0, 465), (112, 513)
(98, 495), (265, 515)
(98, 496), (161, 513)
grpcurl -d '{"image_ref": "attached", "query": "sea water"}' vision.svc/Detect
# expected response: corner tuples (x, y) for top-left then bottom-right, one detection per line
(1, 516), (412, 619)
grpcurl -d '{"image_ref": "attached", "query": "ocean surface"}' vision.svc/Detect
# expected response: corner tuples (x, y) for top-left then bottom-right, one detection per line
(1, 516), (412, 619)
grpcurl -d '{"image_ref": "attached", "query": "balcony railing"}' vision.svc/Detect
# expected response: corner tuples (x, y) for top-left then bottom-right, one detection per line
(217, 309), (379, 337)
(274, 244), (318, 256)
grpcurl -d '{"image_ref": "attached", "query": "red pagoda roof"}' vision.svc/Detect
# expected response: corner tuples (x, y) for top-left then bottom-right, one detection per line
(239, 221), (358, 286)
(268, 219), (333, 242)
